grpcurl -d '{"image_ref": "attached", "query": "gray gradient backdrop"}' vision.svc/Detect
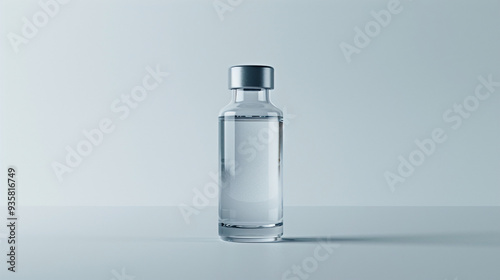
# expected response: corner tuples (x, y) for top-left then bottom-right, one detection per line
(1, 0), (499, 208)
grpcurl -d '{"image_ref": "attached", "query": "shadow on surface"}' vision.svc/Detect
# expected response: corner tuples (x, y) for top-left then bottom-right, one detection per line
(31, 233), (500, 246)
(280, 232), (500, 247)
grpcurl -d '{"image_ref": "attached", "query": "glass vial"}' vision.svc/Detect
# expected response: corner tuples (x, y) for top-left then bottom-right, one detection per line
(218, 65), (283, 242)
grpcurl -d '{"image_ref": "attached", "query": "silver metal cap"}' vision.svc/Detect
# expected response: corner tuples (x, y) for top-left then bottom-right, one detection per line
(229, 65), (274, 89)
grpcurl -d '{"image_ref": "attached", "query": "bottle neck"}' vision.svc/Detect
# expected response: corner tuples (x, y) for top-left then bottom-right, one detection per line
(232, 88), (270, 103)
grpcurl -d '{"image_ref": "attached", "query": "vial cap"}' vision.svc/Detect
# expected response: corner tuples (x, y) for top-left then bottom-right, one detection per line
(229, 65), (274, 89)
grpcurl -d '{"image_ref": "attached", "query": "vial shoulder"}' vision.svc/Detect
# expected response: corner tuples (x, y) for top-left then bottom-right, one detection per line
(219, 102), (283, 118)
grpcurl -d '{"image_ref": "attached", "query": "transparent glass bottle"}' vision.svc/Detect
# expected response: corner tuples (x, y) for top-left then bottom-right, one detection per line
(218, 65), (283, 242)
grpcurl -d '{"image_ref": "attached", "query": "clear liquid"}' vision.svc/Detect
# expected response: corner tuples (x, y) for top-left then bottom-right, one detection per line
(218, 115), (283, 242)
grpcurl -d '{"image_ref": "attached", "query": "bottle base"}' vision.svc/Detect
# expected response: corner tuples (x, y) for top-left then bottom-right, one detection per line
(219, 222), (283, 243)
(220, 236), (281, 243)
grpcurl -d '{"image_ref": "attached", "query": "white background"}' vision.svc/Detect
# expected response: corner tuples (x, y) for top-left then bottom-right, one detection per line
(1, 0), (499, 207)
